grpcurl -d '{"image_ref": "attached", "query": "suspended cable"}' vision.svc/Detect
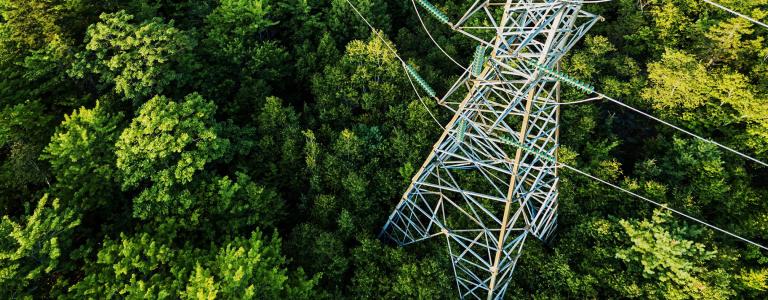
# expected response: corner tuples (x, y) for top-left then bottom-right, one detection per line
(701, 0), (768, 30)
(527, 59), (768, 167)
(344, 0), (445, 129)
(351, 0), (768, 253)
(598, 93), (768, 168)
(556, 96), (604, 105)
(407, 0), (768, 167)
(526, 57), (768, 167)
(559, 162), (768, 251)
(344, 0), (406, 65)
(495, 134), (768, 251)
(411, 0), (469, 71)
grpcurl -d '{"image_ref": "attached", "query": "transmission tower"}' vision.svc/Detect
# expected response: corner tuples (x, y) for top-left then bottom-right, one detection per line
(380, 1), (601, 299)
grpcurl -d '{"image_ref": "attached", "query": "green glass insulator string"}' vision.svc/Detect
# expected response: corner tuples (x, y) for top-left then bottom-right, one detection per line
(405, 63), (437, 98)
(457, 119), (468, 142)
(415, 0), (450, 24)
(472, 46), (486, 76)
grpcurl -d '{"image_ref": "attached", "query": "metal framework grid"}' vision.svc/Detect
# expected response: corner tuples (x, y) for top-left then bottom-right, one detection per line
(381, 1), (600, 299)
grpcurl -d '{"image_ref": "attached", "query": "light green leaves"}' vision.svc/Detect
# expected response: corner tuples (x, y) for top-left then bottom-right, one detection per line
(70, 229), (317, 299)
(643, 49), (768, 155)
(42, 102), (122, 209)
(206, 0), (276, 49)
(643, 50), (719, 124)
(116, 93), (229, 219)
(738, 268), (768, 294)
(72, 11), (194, 101)
(617, 209), (732, 299)
(0, 195), (80, 295)
(312, 32), (405, 127)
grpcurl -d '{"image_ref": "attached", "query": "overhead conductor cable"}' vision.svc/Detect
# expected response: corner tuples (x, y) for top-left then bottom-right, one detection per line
(500, 137), (768, 252)
(701, 0), (768, 30)
(411, 0), (468, 71)
(408, 0), (768, 167)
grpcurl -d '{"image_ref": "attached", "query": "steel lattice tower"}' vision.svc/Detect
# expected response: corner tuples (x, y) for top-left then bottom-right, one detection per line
(381, 1), (600, 299)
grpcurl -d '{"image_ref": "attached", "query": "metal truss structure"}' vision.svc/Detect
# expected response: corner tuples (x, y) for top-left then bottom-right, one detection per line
(381, 1), (600, 299)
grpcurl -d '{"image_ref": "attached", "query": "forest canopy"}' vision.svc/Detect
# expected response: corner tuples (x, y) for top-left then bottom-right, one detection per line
(1, 0), (768, 298)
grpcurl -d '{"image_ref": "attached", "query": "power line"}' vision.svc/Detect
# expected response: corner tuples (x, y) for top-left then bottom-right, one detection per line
(702, 0), (768, 30)
(411, 0), (469, 71)
(560, 162), (768, 251)
(420, 10), (768, 167)
(344, 0), (406, 65)
(558, 96), (604, 105)
(411, 4), (607, 107)
(598, 93), (768, 168)
(409, 0), (768, 171)
(344, 0), (444, 129)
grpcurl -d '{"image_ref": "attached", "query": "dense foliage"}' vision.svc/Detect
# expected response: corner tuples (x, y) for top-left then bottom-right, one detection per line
(1, 0), (767, 298)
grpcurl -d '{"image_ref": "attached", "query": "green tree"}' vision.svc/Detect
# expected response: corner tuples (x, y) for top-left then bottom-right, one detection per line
(348, 238), (453, 299)
(287, 223), (348, 290)
(0, 194), (80, 297)
(68, 229), (317, 299)
(704, 17), (763, 66)
(115, 93), (229, 221)
(326, 0), (390, 46)
(251, 97), (304, 191)
(184, 231), (317, 299)
(196, 173), (285, 238)
(311, 32), (409, 128)
(0, 0), (73, 101)
(199, 0), (288, 116)
(205, 0), (276, 64)
(616, 209), (734, 299)
(41, 102), (122, 211)
(643, 49), (768, 156)
(0, 101), (54, 212)
(71, 11), (195, 102)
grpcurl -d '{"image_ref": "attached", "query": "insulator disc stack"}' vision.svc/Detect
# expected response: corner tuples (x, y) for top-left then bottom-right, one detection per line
(472, 46), (486, 76)
(416, 0), (450, 24)
(405, 63), (437, 98)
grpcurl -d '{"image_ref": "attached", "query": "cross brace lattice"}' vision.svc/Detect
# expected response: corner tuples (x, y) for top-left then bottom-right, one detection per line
(381, 1), (600, 299)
